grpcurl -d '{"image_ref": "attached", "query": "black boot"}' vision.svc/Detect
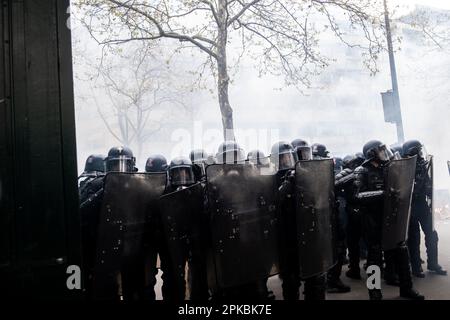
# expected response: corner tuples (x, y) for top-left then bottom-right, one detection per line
(384, 273), (400, 286)
(400, 288), (425, 300)
(412, 265), (425, 278)
(426, 231), (447, 276)
(327, 278), (351, 293)
(428, 264), (448, 276)
(369, 289), (382, 300)
(384, 249), (399, 285)
(281, 273), (300, 300)
(346, 267), (362, 280)
(305, 274), (326, 301)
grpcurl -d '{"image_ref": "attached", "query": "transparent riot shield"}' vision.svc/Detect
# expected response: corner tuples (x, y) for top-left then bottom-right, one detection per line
(294, 159), (335, 278)
(205, 163), (279, 290)
(91, 172), (166, 300)
(427, 155), (435, 231)
(382, 156), (417, 250)
(158, 183), (204, 295)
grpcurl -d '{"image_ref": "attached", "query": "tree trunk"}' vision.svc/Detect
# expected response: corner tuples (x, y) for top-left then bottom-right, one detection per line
(217, 0), (235, 141)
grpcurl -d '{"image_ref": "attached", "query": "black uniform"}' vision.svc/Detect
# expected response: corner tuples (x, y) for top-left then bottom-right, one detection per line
(78, 154), (105, 199)
(333, 168), (363, 281)
(353, 140), (423, 300)
(277, 169), (327, 300)
(327, 178), (351, 292)
(160, 177), (209, 299)
(208, 142), (270, 301)
(80, 146), (158, 300)
(336, 155), (365, 280)
(309, 145), (349, 293)
(79, 175), (105, 297)
(407, 157), (446, 276)
(276, 141), (329, 300)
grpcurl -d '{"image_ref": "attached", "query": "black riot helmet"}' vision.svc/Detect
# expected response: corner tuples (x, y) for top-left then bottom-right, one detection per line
(390, 145), (403, 160)
(216, 141), (245, 164)
(402, 140), (428, 160)
(168, 157), (196, 187)
(83, 154), (106, 173)
(343, 154), (356, 169)
(145, 154), (168, 173)
(105, 146), (136, 173)
(271, 141), (298, 171)
(190, 149), (209, 163)
(189, 149), (211, 177)
(311, 143), (330, 159)
(334, 157), (343, 173)
(363, 140), (393, 163)
(291, 139), (309, 149)
(343, 153), (365, 170)
(247, 150), (269, 166)
(291, 139), (311, 161)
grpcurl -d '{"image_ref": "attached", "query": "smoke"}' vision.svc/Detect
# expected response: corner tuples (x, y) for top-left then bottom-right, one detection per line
(71, 2), (450, 191)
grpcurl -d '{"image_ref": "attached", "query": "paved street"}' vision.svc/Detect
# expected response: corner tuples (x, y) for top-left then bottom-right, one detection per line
(155, 220), (450, 300)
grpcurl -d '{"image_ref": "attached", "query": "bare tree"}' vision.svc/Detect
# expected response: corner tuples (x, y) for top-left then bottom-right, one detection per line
(399, 6), (450, 51)
(85, 44), (187, 159)
(75, 0), (388, 139)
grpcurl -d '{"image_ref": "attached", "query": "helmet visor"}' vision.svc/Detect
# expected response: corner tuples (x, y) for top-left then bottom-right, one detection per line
(277, 151), (297, 170)
(170, 166), (195, 186)
(193, 161), (206, 176)
(376, 145), (394, 162)
(418, 145), (428, 160)
(106, 156), (134, 172)
(296, 146), (312, 161)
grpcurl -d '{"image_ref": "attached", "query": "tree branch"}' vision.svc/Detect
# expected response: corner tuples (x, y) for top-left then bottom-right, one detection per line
(228, 0), (262, 27)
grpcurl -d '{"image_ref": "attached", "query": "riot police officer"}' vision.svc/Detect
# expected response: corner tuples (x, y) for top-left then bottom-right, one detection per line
(336, 153), (365, 280)
(273, 141), (327, 300)
(78, 154), (106, 299)
(79, 146), (138, 299)
(383, 147), (405, 286)
(315, 147), (350, 293)
(156, 155), (212, 301)
(353, 140), (424, 300)
(162, 157), (198, 300)
(334, 157), (344, 175)
(209, 141), (279, 300)
(311, 143), (330, 160)
(78, 154), (105, 188)
(403, 140), (447, 277)
(142, 154), (171, 300)
(78, 154), (105, 204)
(246, 149), (275, 299)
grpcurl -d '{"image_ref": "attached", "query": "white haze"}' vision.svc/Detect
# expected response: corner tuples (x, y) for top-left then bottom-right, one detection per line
(71, 1), (450, 191)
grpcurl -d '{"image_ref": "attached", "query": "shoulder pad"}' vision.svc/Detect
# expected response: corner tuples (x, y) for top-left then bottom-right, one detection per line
(337, 168), (353, 177)
(354, 166), (368, 175)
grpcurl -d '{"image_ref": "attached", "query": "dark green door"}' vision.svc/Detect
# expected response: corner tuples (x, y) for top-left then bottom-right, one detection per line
(0, 0), (81, 299)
